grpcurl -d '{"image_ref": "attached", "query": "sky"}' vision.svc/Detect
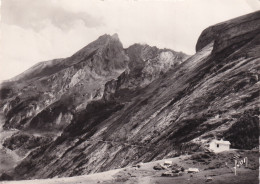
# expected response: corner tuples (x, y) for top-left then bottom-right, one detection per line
(0, 0), (259, 81)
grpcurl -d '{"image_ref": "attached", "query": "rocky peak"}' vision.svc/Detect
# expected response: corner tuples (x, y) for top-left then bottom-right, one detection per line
(69, 34), (126, 61)
(60, 33), (129, 77)
(102, 43), (189, 100)
(111, 33), (119, 40)
(126, 44), (160, 71)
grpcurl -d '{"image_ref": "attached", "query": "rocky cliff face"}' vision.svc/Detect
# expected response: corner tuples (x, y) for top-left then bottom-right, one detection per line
(196, 11), (260, 56)
(0, 11), (259, 180)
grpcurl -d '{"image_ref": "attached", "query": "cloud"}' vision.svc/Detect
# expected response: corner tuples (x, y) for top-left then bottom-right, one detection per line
(0, 21), (108, 81)
(1, 0), (104, 31)
(245, 0), (260, 11)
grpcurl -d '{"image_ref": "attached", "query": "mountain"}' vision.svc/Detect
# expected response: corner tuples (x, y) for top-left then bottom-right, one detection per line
(0, 11), (259, 180)
(0, 33), (188, 176)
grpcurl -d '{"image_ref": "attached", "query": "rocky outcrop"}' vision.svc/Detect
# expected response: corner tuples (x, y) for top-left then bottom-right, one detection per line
(196, 11), (260, 56)
(103, 44), (189, 101)
(0, 173), (13, 181)
(3, 133), (51, 151)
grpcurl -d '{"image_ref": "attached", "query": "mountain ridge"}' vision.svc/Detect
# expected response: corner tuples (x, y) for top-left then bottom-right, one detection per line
(0, 11), (259, 180)
(0, 33), (189, 177)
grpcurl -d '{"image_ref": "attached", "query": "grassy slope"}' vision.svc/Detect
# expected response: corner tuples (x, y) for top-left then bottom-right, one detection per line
(1, 150), (258, 184)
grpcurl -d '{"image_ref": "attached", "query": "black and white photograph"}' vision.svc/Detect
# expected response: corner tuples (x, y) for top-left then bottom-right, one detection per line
(0, 0), (259, 183)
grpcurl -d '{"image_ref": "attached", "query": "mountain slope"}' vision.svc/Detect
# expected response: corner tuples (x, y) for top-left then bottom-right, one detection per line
(0, 34), (128, 131)
(2, 11), (258, 180)
(0, 34), (187, 132)
(0, 33), (188, 176)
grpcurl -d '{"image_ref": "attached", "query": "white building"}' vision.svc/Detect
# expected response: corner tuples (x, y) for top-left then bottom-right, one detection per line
(209, 139), (231, 153)
(164, 160), (173, 166)
(187, 168), (200, 173)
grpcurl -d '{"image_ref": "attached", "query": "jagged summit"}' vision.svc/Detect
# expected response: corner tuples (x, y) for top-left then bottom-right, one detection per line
(69, 33), (125, 63)
(3, 33), (187, 85)
(111, 33), (119, 40)
(97, 33), (119, 40)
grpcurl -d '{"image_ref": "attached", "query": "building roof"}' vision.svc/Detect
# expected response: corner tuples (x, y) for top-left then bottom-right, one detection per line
(188, 168), (199, 172)
(164, 160), (172, 164)
(214, 139), (231, 145)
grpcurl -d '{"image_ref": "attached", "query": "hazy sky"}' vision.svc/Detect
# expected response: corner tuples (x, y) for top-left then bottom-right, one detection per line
(0, 0), (259, 81)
